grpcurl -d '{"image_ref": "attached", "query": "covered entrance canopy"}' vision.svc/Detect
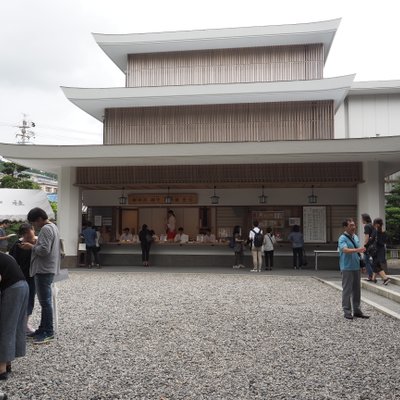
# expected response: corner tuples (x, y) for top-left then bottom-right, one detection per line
(1, 136), (400, 174)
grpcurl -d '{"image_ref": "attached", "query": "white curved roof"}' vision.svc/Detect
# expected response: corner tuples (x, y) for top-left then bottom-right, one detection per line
(1, 136), (399, 176)
(62, 75), (355, 121)
(349, 80), (400, 95)
(93, 19), (341, 72)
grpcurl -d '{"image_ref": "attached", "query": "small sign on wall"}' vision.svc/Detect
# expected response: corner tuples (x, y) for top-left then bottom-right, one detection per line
(94, 215), (102, 226)
(289, 217), (301, 226)
(303, 206), (326, 243)
(128, 193), (198, 204)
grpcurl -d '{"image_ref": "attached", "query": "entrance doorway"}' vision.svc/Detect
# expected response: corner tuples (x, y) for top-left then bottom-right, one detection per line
(120, 209), (139, 236)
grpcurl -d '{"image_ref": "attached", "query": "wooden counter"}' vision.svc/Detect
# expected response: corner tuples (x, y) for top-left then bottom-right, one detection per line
(86, 242), (339, 269)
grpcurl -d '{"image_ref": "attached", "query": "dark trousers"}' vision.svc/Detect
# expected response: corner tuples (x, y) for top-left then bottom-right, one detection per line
(235, 251), (243, 266)
(141, 243), (151, 262)
(293, 247), (303, 268)
(86, 246), (100, 266)
(264, 250), (274, 269)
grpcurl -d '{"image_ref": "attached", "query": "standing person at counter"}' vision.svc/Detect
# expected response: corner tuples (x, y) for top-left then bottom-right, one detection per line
(166, 210), (176, 240)
(139, 224), (153, 267)
(249, 220), (263, 272)
(232, 225), (245, 269)
(263, 227), (276, 271)
(82, 222), (100, 269)
(288, 225), (304, 270)
(0, 253), (29, 380)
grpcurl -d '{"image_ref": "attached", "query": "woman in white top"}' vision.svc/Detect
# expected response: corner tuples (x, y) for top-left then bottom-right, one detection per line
(263, 227), (276, 270)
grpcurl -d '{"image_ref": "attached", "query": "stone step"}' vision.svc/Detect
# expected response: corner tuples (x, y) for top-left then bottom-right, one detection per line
(361, 278), (400, 304)
(315, 277), (400, 320)
(387, 275), (400, 286)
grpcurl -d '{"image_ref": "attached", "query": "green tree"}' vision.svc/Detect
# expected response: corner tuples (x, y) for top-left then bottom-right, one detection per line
(49, 201), (57, 219)
(386, 182), (400, 245)
(0, 162), (40, 189)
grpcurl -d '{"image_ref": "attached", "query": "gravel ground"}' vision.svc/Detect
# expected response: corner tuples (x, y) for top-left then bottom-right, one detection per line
(2, 271), (400, 400)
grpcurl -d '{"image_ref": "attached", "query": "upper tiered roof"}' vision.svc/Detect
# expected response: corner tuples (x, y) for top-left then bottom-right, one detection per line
(93, 19), (341, 72)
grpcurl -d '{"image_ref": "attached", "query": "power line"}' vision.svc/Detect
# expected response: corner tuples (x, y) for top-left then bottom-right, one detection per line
(0, 120), (100, 136)
(15, 114), (35, 144)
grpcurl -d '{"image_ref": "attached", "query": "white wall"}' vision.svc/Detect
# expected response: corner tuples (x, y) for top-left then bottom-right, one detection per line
(335, 93), (400, 139)
(357, 161), (386, 238)
(57, 167), (81, 258)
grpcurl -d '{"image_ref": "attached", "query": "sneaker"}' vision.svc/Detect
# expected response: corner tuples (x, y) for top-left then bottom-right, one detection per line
(383, 278), (391, 286)
(250, 269), (257, 272)
(232, 265), (240, 269)
(33, 333), (55, 345)
(239, 264), (246, 269)
(26, 329), (41, 340)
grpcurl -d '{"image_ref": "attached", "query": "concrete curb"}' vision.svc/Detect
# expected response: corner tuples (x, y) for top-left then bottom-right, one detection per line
(313, 276), (400, 321)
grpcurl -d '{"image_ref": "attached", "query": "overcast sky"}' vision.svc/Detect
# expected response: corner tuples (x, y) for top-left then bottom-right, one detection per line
(0, 0), (399, 145)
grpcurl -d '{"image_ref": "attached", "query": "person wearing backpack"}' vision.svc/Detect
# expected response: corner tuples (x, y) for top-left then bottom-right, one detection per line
(249, 220), (263, 272)
(288, 225), (304, 270)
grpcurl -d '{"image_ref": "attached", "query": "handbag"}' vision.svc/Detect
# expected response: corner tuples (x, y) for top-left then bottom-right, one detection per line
(366, 233), (378, 258)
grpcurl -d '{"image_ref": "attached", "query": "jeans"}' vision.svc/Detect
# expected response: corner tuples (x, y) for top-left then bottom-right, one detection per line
(34, 273), (55, 336)
(293, 247), (303, 268)
(86, 246), (100, 266)
(364, 254), (373, 278)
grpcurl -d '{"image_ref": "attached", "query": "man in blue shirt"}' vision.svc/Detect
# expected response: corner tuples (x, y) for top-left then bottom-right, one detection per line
(81, 222), (100, 268)
(338, 219), (369, 320)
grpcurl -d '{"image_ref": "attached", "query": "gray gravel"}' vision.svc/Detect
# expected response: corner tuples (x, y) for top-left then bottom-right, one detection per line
(2, 271), (400, 399)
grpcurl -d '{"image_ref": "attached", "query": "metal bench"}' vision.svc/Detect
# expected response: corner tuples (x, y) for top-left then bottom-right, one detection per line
(314, 249), (339, 271)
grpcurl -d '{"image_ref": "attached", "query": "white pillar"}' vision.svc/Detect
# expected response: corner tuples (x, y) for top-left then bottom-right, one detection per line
(357, 161), (385, 236)
(57, 167), (80, 264)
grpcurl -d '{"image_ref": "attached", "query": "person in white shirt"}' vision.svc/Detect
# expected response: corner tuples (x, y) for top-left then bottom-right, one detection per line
(119, 228), (133, 242)
(249, 220), (263, 272)
(174, 227), (189, 243)
(203, 230), (216, 243)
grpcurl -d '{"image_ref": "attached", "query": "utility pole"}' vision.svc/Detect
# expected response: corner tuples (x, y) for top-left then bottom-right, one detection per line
(15, 114), (36, 144)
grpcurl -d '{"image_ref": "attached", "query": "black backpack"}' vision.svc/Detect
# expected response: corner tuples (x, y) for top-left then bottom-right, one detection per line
(252, 229), (263, 248)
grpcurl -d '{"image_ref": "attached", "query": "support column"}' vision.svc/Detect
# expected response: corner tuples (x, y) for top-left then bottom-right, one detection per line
(357, 161), (385, 236)
(57, 167), (80, 267)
